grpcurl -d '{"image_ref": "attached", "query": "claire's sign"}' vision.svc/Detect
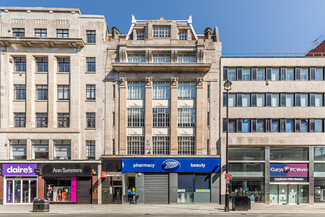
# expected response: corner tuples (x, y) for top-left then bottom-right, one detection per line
(2, 164), (37, 176)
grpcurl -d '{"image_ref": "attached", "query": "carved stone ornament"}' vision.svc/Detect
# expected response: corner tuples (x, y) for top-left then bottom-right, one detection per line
(145, 77), (152, 86)
(119, 77), (127, 86)
(196, 77), (204, 86)
(171, 77), (178, 86)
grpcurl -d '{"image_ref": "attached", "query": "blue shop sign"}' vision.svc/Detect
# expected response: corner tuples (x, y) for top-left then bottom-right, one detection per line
(122, 158), (221, 173)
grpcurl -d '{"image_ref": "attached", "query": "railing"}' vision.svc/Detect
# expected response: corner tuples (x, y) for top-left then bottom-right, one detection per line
(222, 52), (325, 57)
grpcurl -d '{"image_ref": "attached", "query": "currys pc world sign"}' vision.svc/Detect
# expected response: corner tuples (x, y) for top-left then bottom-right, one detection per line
(2, 164), (37, 176)
(270, 163), (308, 177)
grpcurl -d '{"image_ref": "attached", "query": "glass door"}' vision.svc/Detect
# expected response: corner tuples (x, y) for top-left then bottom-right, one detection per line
(14, 180), (21, 203)
(299, 185), (309, 204)
(289, 185), (298, 204)
(279, 185), (287, 204)
(270, 185), (278, 204)
(22, 180), (29, 203)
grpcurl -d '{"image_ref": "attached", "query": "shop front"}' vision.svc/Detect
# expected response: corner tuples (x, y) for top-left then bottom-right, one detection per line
(2, 164), (38, 204)
(101, 159), (122, 204)
(41, 163), (97, 204)
(121, 158), (221, 204)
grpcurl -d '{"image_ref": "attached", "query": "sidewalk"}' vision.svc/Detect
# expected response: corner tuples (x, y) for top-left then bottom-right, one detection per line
(1, 203), (325, 214)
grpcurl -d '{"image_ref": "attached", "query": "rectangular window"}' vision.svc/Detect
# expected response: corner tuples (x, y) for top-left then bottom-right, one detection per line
(136, 30), (145, 40)
(178, 136), (195, 155)
(86, 113), (96, 128)
(257, 68), (265, 80)
(237, 68), (243, 80)
(178, 108), (195, 127)
(32, 140), (49, 160)
(58, 85), (70, 100)
(257, 119), (265, 132)
(295, 93), (301, 106)
(280, 93), (286, 106)
(36, 57), (48, 72)
(14, 85), (26, 100)
(315, 119), (323, 132)
(229, 94), (237, 107)
(178, 53), (196, 63)
(228, 119), (236, 132)
(36, 85), (48, 100)
(86, 140), (95, 160)
(54, 140), (71, 160)
(36, 113), (48, 128)
(112, 139), (116, 155)
(310, 67), (316, 80)
(295, 119), (301, 132)
(57, 58), (70, 72)
(251, 67), (257, 80)
(128, 53), (145, 63)
(271, 119), (279, 132)
(256, 94), (265, 107)
(242, 68), (251, 80)
(13, 28), (25, 37)
(287, 68), (294, 80)
(242, 119), (251, 133)
(271, 94), (279, 106)
(113, 84), (116, 99)
(266, 67), (272, 80)
(271, 68), (280, 81)
(86, 57), (96, 72)
(286, 94), (294, 106)
(229, 147), (265, 161)
(286, 119), (294, 132)
(153, 26), (171, 38)
(179, 30), (187, 40)
(14, 57), (26, 72)
(86, 84), (96, 100)
(128, 81), (145, 99)
(86, 30), (96, 43)
(280, 67), (286, 80)
(270, 147), (308, 161)
(242, 94), (251, 107)
(227, 68), (237, 81)
(315, 94), (323, 106)
(35, 29), (47, 37)
(14, 113), (26, 127)
(153, 53), (171, 63)
(153, 136), (170, 155)
(315, 147), (325, 161)
(10, 140), (27, 160)
(127, 136), (145, 155)
(316, 68), (323, 80)
(295, 67), (301, 80)
(57, 113), (70, 128)
(300, 94), (308, 106)
(301, 119), (308, 132)
(266, 93), (271, 106)
(300, 68), (309, 80)
(178, 82), (195, 99)
(153, 81), (170, 99)
(57, 29), (69, 38)
(127, 108), (145, 127)
(113, 112), (115, 126)
(153, 108), (170, 127)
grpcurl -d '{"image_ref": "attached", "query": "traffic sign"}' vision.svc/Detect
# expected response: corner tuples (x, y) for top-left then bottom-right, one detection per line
(225, 174), (232, 180)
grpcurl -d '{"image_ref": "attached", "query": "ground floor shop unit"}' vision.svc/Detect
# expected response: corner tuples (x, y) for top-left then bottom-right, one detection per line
(121, 158), (221, 204)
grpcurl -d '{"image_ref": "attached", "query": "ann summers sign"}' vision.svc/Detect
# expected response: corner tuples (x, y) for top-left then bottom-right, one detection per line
(42, 164), (97, 177)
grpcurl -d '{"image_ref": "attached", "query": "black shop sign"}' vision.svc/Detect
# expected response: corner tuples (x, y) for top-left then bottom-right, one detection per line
(42, 164), (97, 177)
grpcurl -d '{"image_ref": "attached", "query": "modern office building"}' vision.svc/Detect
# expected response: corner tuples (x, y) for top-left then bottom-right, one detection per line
(0, 7), (108, 204)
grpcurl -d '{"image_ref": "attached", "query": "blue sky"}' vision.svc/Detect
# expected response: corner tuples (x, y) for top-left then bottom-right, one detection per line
(1, 0), (324, 54)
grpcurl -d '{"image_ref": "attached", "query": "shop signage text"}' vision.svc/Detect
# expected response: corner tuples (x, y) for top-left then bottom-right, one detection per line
(42, 164), (97, 177)
(2, 164), (37, 176)
(270, 177), (308, 182)
(270, 163), (308, 177)
(122, 158), (220, 173)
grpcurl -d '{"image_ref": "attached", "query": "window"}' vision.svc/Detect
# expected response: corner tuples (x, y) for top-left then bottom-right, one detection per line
(153, 81), (170, 99)
(242, 119), (251, 133)
(153, 108), (170, 127)
(86, 30), (96, 43)
(179, 30), (187, 40)
(242, 94), (250, 107)
(271, 68), (280, 81)
(58, 85), (70, 100)
(300, 94), (308, 106)
(229, 94), (237, 107)
(136, 30), (145, 40)
(36, 85), (48, 100)
(286, 94), (294, 106)
(286, 68), (294, 80)
(14, 113), (26, 127)
(127, 136), (145, 155)
(86, 113), (96, 128)
(178, 136), (195, 155)
(257, 120), (265, 132)
(54, 140), (71, 160)
(86, 85), (96, 100)
(112, 139), (116, 155)
(153, 136), (170, 155)
(229, 147), (265, 161)
(36, 57), (48, 72)
(153, 26), (171, 38)
(13, 28), (25, 37)
(57, 58), (70, 72)
(286, 119), (294, 132)
(86, 57), (96, 72)
(32, 140), (49, 160)
(178, 82), (195, 99)
(178, 108), (195, 127)
(178, 53), (196, 63)
(256, 94), (265, 107)
(128, 81), (145, 99)
(271, 119), (279, 132)
(300, 68), (309, 80)
(242, 68), (251, 80)
(315, 119), (323, 132)
(86, 140), (95, 160)
(222, 119), (236, 133)
(113, 84), (116, 99)
(127, 108), (145, 127)
(227, 68), (237, 81)
(14, 57), (26, 72)
(128, 53), (145, 63)
(315, 147), (325, 161)
(113, 112), (115, 126)
(153, 53), (171, 63)
(271, 94), (279, 106)
(300, 119), (308, 132)
(257, 68), (265, 80)
(316, 68), (323, 80)
(36, 113), (48, 128)
(280, 67), (286, 80)
(57, 29), (69, 38)
(270, 147), (308, 161)
(58, 113), (70, 128)
(14, 85), (26, 100)
(310, 93), (323, 107)
(35, 29), (47, 37)
(266, 67), (272, 80)
(10, 140), (27, 160)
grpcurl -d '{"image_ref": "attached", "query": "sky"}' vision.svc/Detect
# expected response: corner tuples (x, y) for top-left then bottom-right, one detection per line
(1, 0), (324, 54)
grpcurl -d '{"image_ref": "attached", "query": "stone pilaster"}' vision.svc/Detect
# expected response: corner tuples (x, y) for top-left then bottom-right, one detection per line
(48, 55), (56, 128)
(26, 54), (34, 128)
(170, 77), (178, 155)
(49, 139), (54, 160)
(119, 77), (127, 155)
(145, 77), (153, 155)
(27, 139), (32, 160)
(196, 77), (204, 155)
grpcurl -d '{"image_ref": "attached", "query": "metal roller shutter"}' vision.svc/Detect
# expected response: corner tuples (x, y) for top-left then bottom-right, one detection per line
(144, 174), (169, 204)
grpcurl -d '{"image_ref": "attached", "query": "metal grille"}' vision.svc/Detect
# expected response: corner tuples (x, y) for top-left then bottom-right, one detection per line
(178, 136), (195, 155)
(153, 136), (170, 155)
(127, 136), (145, 155)
(144, 174), (169, 204)
(178, 108), (195, 127)
(127, 108), (145, 127)
(153, 108), (170, 127)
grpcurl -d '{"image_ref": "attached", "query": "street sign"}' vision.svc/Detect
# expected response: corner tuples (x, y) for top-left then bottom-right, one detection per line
(225, 174), (232, 180)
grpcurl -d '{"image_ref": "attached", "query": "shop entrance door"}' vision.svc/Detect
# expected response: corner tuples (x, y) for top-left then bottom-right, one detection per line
(5, 178), (37, 204)
(279, 185), (287, 204)
(77, 177), (92, 204)
(270, 184), (309, 205)
(289, 185), (298, 204)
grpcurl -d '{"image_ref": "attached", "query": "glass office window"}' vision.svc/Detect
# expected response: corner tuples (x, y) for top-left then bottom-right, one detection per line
(228, 120), (236, 133)
(242, 68), (251, 80)
(242, 119), (251, 133)
(301, 119), (308, 132)
(153, 54), (171, 63)
(229, 94), (236, 107)
(315, 119), (323, 132)
(271, 68), (280, 81)
(315, 94), (323, 106)
(228, 68), (236, 81)
(257, 120), (265, 132)
(128, 53), (145, 63)
(242, 94), (250, 107)
(300, 68), (309, 80)
(10, 140), (27, 160)
(270, 147), (309, 161)
(153, 81), (170, 99)
(315, 147), (325, 161)
(54, 140), (71, 160)
(286, 68), (294, 80)
(256, 94), (265, 107)
(316, 68), (323, 80)
(257, 68), (265, 80)
(300, 94), (308, 106)
(127, 81), (145, 99)
(286, 94), (294, 106)
(32, 140), (49, 160)
(271, 119), (279, 132)
(229, 147), (265, 161)
(271, 94), (279, 106)
(178, 82), (195, 99)
(286, 119), (294, 132)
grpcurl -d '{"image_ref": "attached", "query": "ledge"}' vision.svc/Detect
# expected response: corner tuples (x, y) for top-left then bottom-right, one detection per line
(111, 63), (211, 72)
(0, 128), (80, 133)
(0, 37), (84, 48)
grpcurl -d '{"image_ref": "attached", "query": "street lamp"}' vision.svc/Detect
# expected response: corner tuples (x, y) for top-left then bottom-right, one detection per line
(224, 76), (232, 212)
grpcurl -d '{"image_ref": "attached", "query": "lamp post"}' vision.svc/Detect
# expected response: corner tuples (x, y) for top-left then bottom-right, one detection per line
(224, 76), (232, 212)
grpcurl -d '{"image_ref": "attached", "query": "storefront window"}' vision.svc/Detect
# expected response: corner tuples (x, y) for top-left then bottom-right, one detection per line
(45, 178), (76, 202)
(178, 174), (194, 203)
(315, 147), (325, 161)
(229, 147), (265, 161)
(123, 173), (136, 203)
(314, 178), (325, 203)
(270, 147), (309, 161)
(230, 178), (265, 203)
